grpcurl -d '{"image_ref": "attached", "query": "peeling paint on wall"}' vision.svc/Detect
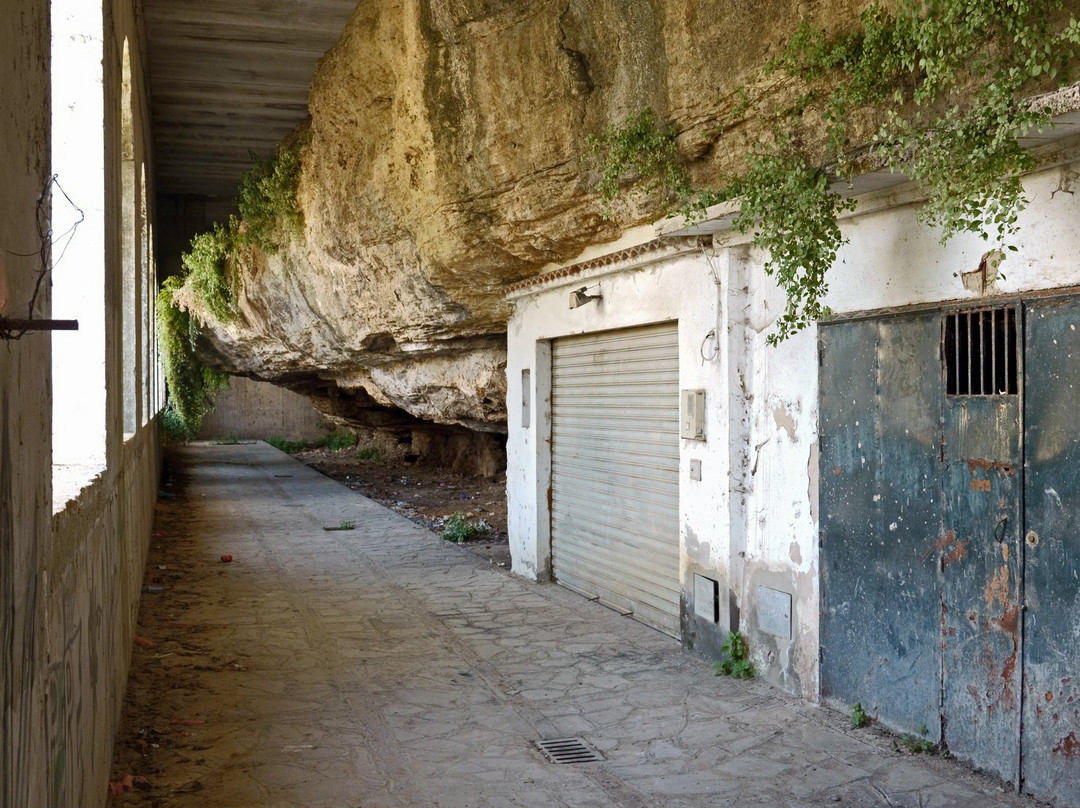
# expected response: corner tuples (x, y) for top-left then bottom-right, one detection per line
(772, 404), (796, 441)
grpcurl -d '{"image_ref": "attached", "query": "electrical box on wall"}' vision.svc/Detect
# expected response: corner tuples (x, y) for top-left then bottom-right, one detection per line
(680, 389), (706, 440)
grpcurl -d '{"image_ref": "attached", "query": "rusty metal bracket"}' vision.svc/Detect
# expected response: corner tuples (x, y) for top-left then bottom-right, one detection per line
(0, 317), (79, 339)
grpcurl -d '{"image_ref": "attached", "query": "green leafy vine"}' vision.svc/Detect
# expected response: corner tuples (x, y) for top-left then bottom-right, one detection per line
(157, 138), (307, 437)
(156, 276), (229, 441)
(586, 108), (692, 214)
(588, 1), (1080, 344)
(181, 219), (241, 324)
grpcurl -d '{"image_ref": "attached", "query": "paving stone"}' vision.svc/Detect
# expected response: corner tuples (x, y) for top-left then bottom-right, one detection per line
(107, 443), (1052, 808)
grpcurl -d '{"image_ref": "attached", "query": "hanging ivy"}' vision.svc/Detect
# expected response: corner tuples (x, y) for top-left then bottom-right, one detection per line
(586, 108), (693, 215)
(156, 275), (229, 441)
(589, 0), (1080, 344)
(157, 138), (308, 436)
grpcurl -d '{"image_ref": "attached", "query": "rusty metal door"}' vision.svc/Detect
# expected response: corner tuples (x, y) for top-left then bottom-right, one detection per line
(819, 313), (944, 740)
(821, 301), (1080, 803)
(1021, 297), (1080, 798)
(940, 306), (1022, 783)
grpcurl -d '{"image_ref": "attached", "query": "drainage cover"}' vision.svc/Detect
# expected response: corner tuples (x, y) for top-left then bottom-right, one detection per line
(534, 737), (603, 764)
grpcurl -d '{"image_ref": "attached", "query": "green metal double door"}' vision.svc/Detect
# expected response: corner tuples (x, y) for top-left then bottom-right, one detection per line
(820, 296), (1080, 804)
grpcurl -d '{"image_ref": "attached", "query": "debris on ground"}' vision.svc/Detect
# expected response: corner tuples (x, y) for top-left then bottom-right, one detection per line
(293, 446), (511, 569)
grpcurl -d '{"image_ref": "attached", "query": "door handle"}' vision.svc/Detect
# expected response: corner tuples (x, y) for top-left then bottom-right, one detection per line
(994, 515), (1009, 543)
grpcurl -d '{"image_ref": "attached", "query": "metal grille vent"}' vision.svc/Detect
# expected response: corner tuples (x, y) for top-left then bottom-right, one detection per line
(535, 737), (603, 764)
(944, 306), (1018, 396)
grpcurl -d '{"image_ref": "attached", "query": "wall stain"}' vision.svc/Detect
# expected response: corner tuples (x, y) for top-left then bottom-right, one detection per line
(1053, 731), (1080, 758)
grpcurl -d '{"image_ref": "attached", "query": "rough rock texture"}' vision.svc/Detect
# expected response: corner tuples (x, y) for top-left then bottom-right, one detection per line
(198, 0), (877, 444)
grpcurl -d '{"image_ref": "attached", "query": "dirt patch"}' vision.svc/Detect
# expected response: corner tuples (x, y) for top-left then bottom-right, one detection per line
(292, 445), (511, 569)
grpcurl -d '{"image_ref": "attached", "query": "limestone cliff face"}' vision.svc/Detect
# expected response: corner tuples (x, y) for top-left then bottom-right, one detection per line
(200, 0), (873, 439)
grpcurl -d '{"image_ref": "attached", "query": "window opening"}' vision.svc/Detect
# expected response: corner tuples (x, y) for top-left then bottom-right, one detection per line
(943, 306), (1018, 396)
(51, 0), (106, 507)
(122, 39), (138, 436)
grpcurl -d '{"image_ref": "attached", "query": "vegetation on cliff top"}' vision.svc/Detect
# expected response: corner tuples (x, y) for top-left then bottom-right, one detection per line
(590, 0), (1080, 344)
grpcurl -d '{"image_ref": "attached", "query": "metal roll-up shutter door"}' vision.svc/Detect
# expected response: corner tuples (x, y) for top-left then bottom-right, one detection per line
(550, 321), (681, 636)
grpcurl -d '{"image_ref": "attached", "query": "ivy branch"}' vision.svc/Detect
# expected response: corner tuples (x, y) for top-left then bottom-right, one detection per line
(588, 0), (1080, 344)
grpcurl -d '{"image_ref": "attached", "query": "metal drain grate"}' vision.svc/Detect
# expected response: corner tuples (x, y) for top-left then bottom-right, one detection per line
(535, 737), (603, 764)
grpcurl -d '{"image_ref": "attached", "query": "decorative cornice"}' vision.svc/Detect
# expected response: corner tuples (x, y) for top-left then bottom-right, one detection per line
(504, 236), (708, 296)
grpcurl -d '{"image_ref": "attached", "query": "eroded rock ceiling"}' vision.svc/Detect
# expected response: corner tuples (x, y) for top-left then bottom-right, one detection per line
(158, 0), (874, 435)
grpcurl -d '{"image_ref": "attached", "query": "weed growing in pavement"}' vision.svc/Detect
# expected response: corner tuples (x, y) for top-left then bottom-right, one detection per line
(713, 630), (755, 679)
(900, 725), (937, 754)
(851, 702), (871, 729)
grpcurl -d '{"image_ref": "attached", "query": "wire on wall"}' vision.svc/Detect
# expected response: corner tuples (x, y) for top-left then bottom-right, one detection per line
(0, 175), (83, 340)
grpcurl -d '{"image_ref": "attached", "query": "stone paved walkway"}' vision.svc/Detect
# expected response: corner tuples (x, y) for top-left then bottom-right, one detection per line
(107, 443), (1049, 807)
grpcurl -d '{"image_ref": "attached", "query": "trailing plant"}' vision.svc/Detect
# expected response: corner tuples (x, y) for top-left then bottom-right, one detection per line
(721, 137), (857, 343)
(158, 138), (306, 435)
(588, 1), (1080, 344)
(156, 275), (229, 441)
(586, 108), (692, 215)
(236, 138), (306, 253)
(713, 630), (754, 679)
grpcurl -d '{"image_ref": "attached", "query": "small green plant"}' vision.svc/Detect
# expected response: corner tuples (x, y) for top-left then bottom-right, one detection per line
(440, 512), (494, 544)
(323, 430), (358, 451)
(713, 630), (755, 679)
(158, 406), (191, 444)
(851, 702), (871, 729)
(354, 446), (382, 461)
(236, 138), (306, 253)
(900, 728), (936, 754)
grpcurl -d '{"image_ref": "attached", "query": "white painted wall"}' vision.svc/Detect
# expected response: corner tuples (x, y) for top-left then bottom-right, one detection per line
(506, 155), (1080, 699)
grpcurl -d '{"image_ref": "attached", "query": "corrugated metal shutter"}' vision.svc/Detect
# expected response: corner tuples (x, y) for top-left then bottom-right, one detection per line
(550, 322), (681, 636)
